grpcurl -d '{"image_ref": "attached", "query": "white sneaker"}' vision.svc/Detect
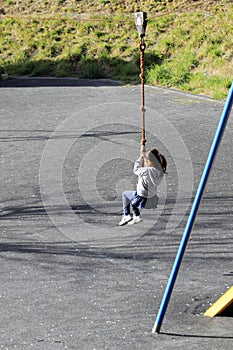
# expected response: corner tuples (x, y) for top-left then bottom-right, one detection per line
(127, 215), (143, 225)
(119, 215), (132, 226)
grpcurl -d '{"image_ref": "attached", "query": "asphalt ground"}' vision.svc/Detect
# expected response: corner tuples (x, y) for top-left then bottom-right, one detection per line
(0, 77), (233, 350)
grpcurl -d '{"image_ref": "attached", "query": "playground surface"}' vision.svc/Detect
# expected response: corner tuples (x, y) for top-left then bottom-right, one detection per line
(0, 77), (233, 350)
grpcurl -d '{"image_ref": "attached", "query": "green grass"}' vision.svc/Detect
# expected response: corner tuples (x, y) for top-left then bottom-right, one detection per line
(0, 0), (233, 99)
(146, 9), (233, 98)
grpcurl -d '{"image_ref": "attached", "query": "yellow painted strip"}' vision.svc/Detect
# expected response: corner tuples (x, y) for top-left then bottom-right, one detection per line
(204, 286), (233, 317)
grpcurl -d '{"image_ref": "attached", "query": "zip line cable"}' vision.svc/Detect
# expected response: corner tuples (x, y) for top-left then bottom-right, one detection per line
(0, 1), (229, 23)
(0, 12), (217, 22)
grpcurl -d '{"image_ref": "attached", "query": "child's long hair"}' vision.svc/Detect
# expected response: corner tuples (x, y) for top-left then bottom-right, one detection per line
(146, 148), (167, 174)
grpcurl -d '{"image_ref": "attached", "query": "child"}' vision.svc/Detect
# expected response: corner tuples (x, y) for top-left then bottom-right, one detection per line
(119, 144), (167, 226)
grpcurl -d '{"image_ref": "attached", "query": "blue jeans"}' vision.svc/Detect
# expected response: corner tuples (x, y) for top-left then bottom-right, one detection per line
(122, 191), (140, 216)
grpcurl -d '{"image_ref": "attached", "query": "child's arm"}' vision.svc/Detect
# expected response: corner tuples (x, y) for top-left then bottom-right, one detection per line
(134, 144), (146, 175)
(134, 156), (144, 175)
(140, 144), (146, 167)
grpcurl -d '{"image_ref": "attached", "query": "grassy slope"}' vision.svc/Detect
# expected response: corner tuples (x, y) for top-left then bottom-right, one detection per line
(0, 0), (233, 99)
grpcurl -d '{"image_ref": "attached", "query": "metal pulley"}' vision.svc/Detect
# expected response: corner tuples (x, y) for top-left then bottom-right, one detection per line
(135, 12), (147, 38)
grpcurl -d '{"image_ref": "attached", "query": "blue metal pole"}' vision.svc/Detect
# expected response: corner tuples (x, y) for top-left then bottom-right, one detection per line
(152, 82), (233, 334)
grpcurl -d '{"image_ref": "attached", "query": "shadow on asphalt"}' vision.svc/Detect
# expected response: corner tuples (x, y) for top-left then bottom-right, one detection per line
(0, 129), (139, 143)
(160, 332), (233, 339)
(0, 77), (122, 88)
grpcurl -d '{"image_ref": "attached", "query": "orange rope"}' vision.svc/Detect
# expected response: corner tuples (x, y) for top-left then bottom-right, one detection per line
(139, 38), (146, 146)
